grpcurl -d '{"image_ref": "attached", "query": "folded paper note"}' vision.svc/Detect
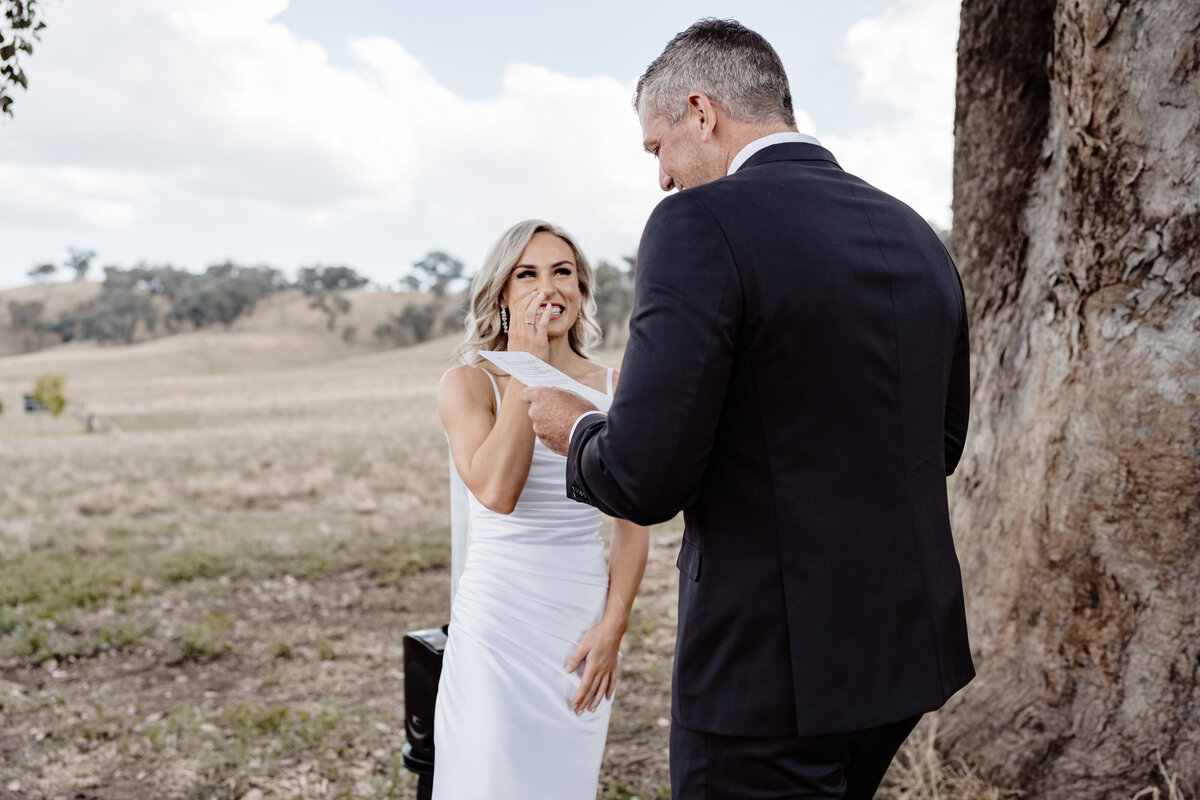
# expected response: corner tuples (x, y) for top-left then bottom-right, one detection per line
(478, 351), (612, 412)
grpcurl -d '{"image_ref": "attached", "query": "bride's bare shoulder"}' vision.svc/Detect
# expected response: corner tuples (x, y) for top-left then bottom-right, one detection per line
(439, 364), (501, 409)
(577, 359), (618, 393)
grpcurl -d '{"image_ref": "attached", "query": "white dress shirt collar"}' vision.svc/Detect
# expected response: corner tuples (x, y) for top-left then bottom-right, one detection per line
(728, 131), (822, 175)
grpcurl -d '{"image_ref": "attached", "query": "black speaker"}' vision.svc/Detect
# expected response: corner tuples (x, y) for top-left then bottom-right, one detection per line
(402, 623), (448, 777)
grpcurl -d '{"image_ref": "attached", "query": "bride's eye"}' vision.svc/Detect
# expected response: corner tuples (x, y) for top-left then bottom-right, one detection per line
(515, 269), (536, 279)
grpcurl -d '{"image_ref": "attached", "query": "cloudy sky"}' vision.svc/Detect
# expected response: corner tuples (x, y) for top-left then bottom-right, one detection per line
(0, 0), (959, 289)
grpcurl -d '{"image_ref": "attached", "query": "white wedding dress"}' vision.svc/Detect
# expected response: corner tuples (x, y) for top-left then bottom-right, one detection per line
(433, 367), (615, 800)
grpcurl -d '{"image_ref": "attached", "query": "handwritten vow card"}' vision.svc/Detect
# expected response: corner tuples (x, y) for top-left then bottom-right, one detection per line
(478, 351), (612, 412)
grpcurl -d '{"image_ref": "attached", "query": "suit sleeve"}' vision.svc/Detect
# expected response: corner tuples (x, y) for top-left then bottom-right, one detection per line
(943, 268), (970, 475)
(565, 193), (741, 525)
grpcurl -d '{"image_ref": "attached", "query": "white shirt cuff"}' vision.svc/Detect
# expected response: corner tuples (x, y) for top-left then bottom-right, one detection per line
(568, 411), (607, 449)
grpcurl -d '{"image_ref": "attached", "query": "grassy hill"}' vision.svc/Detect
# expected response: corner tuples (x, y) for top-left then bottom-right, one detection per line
(0, 280), (438, 359)
(0, 280), (102, 357)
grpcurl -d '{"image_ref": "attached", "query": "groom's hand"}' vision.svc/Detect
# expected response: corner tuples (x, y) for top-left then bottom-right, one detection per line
(522, 386), (597, 456)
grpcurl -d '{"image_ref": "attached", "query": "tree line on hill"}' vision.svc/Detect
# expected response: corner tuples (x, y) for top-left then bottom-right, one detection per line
(7, 248), (639, 352)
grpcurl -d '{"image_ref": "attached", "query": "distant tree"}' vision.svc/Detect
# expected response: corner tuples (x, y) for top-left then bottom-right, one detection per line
(65, 247), (96, 281)
(39, 310), (75, 342)
(111, 263), (195, 299)
(160, 262), (284, 330)
(74, 288), (157, 343)
(591, 259), (635, 343)
(293, 264), (362, 332)
(376, 302), (440, 347)
(409, 251), (466, 297)
(27, 262), (55, 282)
(295, 264), (369, 294)
(308, 290), (351, 332)
(8, 298), (44, 351)
(442, 295), (468, 333)
(30, 372), (65, 417)
(8, 299), (43, 330)
(0, 0), (45, 116)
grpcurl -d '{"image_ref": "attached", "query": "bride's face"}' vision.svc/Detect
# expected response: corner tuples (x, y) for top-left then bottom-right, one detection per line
(501, 232), (582, 335)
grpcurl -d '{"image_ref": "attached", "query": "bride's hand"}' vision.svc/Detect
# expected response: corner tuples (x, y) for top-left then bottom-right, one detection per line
(506, 290), (551, 362)
(565, 619), (623, 715)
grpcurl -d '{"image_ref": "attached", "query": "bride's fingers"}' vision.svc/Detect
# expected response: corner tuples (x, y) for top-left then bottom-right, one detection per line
(534, 294), (551, 338)
(605, 672), (617, 701)
(576, 663), (604, 712)
(571, 663), (593, 709)
(564, 642), (588, 674)
(522, 290), (543, 326)
(589, 673), (610, 712)
(578, 675), (600, 714)
(571, 676), (590, 711)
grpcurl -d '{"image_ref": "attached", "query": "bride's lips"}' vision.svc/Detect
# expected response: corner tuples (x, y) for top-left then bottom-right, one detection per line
(539, 302), (565, 319)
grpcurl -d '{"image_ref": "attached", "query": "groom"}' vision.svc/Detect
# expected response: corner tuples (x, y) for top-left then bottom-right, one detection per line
(525, 18), (973, 800)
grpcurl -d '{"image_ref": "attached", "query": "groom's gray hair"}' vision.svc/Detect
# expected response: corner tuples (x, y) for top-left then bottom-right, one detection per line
(635, 18), (796, 128)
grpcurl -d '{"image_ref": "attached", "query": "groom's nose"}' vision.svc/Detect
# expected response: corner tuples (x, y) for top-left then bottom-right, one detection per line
(659, 166), (675, 192)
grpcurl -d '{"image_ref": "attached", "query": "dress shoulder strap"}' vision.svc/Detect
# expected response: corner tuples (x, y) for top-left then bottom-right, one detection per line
(472, 365), (502, 409)
(606, 367), (615, 396)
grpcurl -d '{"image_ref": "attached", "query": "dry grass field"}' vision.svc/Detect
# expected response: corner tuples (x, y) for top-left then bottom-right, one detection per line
(0, 301), (1021, 799)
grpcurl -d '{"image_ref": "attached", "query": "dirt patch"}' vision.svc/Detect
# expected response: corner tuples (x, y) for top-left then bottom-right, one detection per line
(1, 534), (680, 800)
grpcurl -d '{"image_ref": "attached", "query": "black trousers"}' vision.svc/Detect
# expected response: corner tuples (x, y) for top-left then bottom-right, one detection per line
(670, 714), (921, 800)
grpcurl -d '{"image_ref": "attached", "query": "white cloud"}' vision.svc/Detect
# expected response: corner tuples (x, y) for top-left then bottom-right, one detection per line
(0, 0), (959, 288)
(0, 0), (662, 285)
(826, 0), (959, 228)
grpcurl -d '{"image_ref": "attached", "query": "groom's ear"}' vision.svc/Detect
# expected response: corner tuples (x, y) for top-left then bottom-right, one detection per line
(688, 93), (717, 141)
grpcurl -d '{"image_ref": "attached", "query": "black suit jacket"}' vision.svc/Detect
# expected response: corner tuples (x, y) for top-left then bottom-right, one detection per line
(566, 142), (973, 737)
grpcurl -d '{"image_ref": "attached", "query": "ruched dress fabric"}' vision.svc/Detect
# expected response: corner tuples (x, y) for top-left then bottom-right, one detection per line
(432, 368), (614, 800)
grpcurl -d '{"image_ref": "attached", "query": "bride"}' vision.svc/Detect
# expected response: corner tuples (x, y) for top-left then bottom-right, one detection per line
(432, 220), (649, 799)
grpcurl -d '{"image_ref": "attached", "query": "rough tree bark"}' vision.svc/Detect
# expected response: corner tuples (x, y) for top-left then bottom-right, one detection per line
(944, 1), (1200, 797)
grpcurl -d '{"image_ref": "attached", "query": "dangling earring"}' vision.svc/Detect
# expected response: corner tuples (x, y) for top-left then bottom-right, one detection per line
(500, 306), (509, 334)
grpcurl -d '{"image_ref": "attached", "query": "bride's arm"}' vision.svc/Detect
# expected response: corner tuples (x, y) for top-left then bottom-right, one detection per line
(438, 291), (553, 514)
(566, 517), (650, 714)
(439, 365), (538, 515)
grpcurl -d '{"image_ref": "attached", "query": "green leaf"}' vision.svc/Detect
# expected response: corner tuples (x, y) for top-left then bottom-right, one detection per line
(0, 44), (15, 61)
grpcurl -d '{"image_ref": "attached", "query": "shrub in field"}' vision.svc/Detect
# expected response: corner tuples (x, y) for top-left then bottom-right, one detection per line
(30, 372), (66, 416)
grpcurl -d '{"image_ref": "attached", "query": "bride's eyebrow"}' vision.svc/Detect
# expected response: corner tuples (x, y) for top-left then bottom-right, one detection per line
(513, 260), (575, 270)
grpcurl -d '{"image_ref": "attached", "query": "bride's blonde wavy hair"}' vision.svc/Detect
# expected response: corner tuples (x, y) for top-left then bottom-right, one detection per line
(454, 220), (603, 364)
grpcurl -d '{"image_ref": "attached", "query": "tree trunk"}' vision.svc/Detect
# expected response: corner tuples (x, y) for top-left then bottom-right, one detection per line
(945, 1), (1200, 797)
